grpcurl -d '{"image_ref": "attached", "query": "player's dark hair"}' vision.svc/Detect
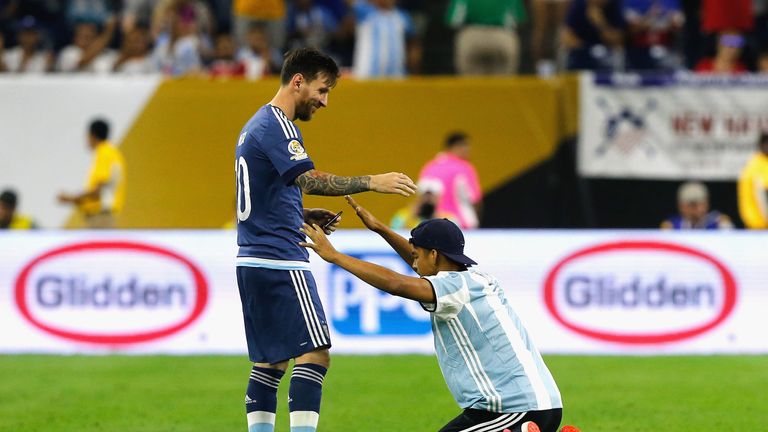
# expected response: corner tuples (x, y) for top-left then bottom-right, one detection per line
(444, 132), (469, 149)
(281, 48), (339, 87)
(0, 189), (18, 208)
(89, 119), (110, 141)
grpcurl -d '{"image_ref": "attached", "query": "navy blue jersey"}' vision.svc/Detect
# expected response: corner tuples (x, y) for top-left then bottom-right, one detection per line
(235, 104), (315, 264)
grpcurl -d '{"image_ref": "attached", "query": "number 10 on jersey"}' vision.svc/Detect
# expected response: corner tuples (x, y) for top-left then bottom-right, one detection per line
(236, 157), (251, 221)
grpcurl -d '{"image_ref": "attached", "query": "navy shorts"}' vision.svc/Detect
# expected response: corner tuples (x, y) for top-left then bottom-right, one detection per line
(439, 408), (562, 432)
(236, 266), (331, 364)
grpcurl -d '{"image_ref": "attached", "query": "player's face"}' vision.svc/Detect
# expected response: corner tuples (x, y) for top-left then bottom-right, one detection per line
(295, 74), (332, 121)
(411, 246), (438, 276)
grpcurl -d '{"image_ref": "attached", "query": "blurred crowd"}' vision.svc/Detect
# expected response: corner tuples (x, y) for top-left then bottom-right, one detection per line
(2, 0), (768, 78)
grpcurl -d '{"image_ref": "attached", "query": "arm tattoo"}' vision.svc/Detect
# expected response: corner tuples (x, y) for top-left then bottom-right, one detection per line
(295, 170), (371, 196)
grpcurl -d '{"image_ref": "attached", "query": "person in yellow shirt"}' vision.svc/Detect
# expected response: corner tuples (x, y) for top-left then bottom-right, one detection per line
(738, 133), (768, 229)
(0, 189), (37, 229)
(58, 119), (126, 229)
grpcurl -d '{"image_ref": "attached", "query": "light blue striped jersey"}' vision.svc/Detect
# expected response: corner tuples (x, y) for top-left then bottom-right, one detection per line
(421, 269), (562, 413)
(352, 2), (415, 78)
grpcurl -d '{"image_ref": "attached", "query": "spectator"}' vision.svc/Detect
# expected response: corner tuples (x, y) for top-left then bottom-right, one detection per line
(121, 0), (155, 33)
(285, 0), (339, 52)
(758, 48), (768, 72)
(755, 0), (768, 48)
(323, 0), (356, 67)
(232, 0), (286, 50)
(531, 0), (570, 76)
(67, 0), (113, 29)
(56, 19), (117, 73)
(694, 32), (748, 74)
(0, 15), (52, 73)
(351, 0), (420, 78)
(110, 25), (157, 74)
(418, 132), (483, 229)
(236, 23), (282, 78)
(738, 132), (768, 229)
(623, 0), (685, 71)
(13, 0), (67, 49)
(57, 119), (126, 229)
(563, 0), (626, 71)
(152, 4), (206, 76)
(209, 31), (246, 78)
(660, 182), (733, 229)
(446, 0), (526, 75)
(389, 180), (447, 230)
(0, 189), (37, 230)
(153, 0), (215, 38)
(0, 0), (16, 40)
(206, 0), (233, 33)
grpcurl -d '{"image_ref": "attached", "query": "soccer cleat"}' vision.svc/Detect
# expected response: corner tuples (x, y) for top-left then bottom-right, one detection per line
(520, 421), (540, 432)
(559, 426), (581, 432)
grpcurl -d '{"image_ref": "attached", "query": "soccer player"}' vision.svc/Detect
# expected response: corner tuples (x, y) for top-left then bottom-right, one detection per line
(300, 196), (563, 432)
(234, 47), (417, 432)
(58, 118), (126, 229)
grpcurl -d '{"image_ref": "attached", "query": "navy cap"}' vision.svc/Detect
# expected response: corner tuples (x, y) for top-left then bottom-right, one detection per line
(409, 218), (477, 266)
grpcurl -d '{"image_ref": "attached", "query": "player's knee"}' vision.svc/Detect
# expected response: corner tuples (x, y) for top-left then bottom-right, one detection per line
(254, 360), (289, 372)
(296, 348), (330, 368)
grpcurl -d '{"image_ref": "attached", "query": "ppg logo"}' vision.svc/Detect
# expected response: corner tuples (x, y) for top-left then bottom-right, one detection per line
(329, 252), (431, 336)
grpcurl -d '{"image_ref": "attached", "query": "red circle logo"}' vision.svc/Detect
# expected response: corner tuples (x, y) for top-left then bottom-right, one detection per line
(14, 241), (209, 345)
(543, 241), (737, 344)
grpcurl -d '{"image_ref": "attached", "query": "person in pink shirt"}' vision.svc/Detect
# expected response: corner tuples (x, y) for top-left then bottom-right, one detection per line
(418, 132), (483, 228)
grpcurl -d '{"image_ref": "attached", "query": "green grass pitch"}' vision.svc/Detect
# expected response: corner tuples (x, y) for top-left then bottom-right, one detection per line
(1, 355), (766, 431)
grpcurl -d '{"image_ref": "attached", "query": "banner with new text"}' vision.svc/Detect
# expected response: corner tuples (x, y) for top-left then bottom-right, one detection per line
(578, 72), (768, 179)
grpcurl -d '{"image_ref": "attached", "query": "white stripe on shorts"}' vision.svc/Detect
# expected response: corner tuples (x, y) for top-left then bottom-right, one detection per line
(461, 412), (524, 432)
(296, 270), (329, 346)
(289, 271), (321, 347)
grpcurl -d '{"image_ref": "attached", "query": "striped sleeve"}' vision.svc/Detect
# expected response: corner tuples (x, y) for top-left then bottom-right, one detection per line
(263, 106), (315, 185)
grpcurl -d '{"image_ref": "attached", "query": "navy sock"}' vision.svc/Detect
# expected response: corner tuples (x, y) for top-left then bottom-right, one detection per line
(245, 366), (285, 432)
(288, 363), (327, 431)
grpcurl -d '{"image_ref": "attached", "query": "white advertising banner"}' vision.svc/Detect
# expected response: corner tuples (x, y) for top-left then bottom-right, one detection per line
(578, 72), (768, 179)
(1, 230), (766, 355)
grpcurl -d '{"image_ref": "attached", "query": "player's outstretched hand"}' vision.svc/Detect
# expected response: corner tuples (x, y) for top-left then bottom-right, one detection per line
(304, 208), (341, 234)
(370, 172), (417, 197)
(345, 195), (384, 232)
(299, 223), (339, 263)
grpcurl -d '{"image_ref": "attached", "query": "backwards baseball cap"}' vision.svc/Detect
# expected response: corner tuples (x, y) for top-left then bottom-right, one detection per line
(678, 181), (708, 203)
(409, 218), (477, 266)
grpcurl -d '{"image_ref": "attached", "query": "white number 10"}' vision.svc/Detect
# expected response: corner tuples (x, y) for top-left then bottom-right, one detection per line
(236, 156), (251, 221)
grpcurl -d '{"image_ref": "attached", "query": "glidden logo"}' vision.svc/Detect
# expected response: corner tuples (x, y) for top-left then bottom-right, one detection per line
(544, 241), (737, 344)
(14, 241), (208, 345)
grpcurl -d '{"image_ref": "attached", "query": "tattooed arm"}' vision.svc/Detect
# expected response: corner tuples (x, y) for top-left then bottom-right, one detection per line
(295, 170), (371, 195)
(295, 169), (417, 197)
